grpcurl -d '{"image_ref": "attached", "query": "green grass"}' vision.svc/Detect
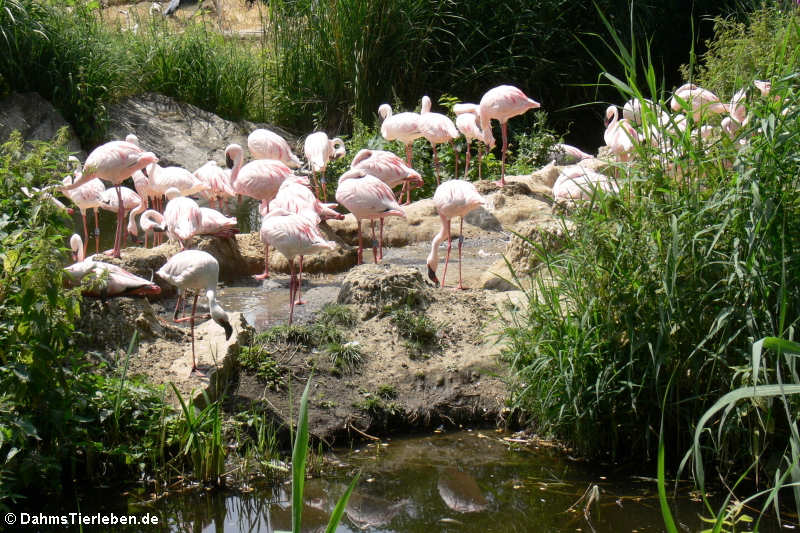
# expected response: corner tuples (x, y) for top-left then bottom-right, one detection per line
(500, 5), (800, 513)
(389, 306), (442, 357)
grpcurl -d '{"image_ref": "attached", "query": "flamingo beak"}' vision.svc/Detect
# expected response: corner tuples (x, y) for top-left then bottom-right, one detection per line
(226, 154), (234, 169)
(427, 265), (439, 287)
(221, 320), (233, 340)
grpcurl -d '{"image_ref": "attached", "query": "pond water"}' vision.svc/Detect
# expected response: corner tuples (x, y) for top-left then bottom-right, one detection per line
(51, 429), (794, 532)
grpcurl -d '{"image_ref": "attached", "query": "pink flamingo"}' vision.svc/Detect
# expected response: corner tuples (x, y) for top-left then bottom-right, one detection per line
(98, 186), (146, 247)
(455, 111), (484, 179)
(162, 189), (203, 250)
(303, 131), (346, 201)
(61, 140), (158, 258)
(270, 176), (344, 305)
(194, 160), (236, 212)
(670, 83), (727, 121)
(62, 156), (106, 256)
(419, 95), (459, 185)
(479, 85), (541, 186)
(350, 149), (423, 205)
(604, 105), (641, 164)
(335, 168), (406, 264)
(378, 103), (423, 169)
(426, 180), (486, 290)
(65, 234), (161, 299)
(248, 128), (302, 168)
(157, 249), (233, 376)
(552, 165), (619, 203)
(143, 161), (209, 210)
(258, 208), (336, 325)
(225, 143), (294, 280)
(551, 143), (594, 163)
(140, 206), (237, 242)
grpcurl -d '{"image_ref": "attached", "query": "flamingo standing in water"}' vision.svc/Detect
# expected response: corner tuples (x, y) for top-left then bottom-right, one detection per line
(303, 131), (346, 201)
(350, 149), (423, 205)
(418, 95), (459, 185)
(248, 128), (302, 168)
(61, 140), (158, 258)
(259, 209), (336, 324)
(426, 180), (486, 290)
(225, 143), (295, 280)
(335, 168), (406, 264)
(62, 156), (106, 256)
(479, 85), (541, 186)
(157, 249), (233, 376)
(65, 234), (161, 299)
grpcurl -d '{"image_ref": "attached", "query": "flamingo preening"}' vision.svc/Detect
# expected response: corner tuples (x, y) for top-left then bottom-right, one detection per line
(479, 85), (540, 186)
(335, 168), (406, 264)
(426, 180), (486, 290)
(418, 95), (459, 185)
(157, 249), (233, 376)
(303, 131), (346, 201)
(248, 128), (302, 168)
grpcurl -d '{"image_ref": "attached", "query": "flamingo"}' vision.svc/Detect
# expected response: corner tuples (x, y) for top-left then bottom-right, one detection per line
(98, 186), (146, 247)
(350, 149), (423, 205)
(604, 105), (641, 163)
(62, 156), (106, 256)
(143, 161), (209, 210)
(455, 111), (485, 179)
(61, 140), (158, 258)
(194, 160), (236, 212)
(418, 95), (459, 185)
(225, 143), (295, 280)
(65, 234), (161, 299)
(378, 103), (424, 169)
(303, 132), (346, 201)
(670, 83), (727, 121)
(335, 168), (406, 264)
(248, 128), (302, 168)
(157, 249), (233, 376)
(258, 208), (336, 325)
(270, 176), (344, 305)
(162, 189), (203, 250)
(479, 85), (541, 186)
(426, 180), (486, 290)
(551, 143), (594, 164)
(552, 165), (619, 203)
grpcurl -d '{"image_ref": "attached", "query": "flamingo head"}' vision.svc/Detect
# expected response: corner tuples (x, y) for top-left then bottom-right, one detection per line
(125, 133), (139, 146)
(331, 138), (346, 160)
(378, 104), (392, 121)
(421, 95), (432, 114)
(426, 261), (439, 287)
(604, 105), (618, 127)
(225, 144), (244, 169)
(70, 233), (83, 262)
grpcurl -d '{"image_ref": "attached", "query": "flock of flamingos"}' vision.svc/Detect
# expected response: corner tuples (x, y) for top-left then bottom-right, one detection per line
(45, 80), (773, 375)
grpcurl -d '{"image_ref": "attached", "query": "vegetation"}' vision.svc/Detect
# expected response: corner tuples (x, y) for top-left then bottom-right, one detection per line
(389, 305), (442, 357)
(500, 2), (800, 520)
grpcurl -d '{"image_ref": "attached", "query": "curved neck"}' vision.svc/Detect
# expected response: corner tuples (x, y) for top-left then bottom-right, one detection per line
(426, 215), (450, 272)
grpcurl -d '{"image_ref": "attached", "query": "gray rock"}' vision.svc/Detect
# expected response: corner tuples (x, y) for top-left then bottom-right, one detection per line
(0, 92), (83, 156)
(337, 264), (433, 318)
(106, 92), (298, 170)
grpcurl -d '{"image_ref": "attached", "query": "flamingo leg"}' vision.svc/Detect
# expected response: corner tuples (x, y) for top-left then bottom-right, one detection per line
(254, 244), (270, 280)
(112, 185), (124, 258)
(379, 218), (384, 261)
(457, 217), (466, 290)
(321, 169), (328, 203)
(452, 141), (458, 179)
(311, 170), (319, 200)
(432, 144), (440, 186)
(288, 259), (296, 326)
(295, 256), (305, 305)
(464, 142), (471, 179)
(356, 219), (363, 265)
(405, 143), (413, 168)
(94, 208), (100, 254)
(81, 212), (89, 258)
(188, 294), (205, 376)
(500, 122), (508, 187)
(441, 219), (452, 289)
(370, 220), (378, 264)
(173, 292), (184, 321)
(477, 144), (483, 180)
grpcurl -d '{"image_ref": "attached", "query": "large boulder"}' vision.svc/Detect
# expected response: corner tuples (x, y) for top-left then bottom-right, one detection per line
(0, 92), (83, 156)
(337, 264), (434, 319)
(106, 92), (297, 169)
